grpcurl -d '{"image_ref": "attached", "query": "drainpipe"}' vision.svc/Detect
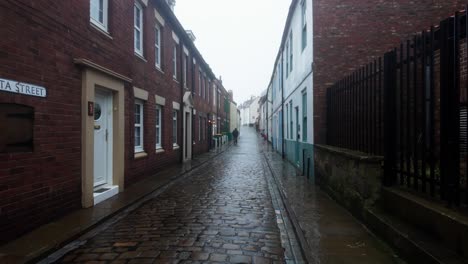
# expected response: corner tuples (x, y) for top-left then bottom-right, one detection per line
(179, 46), (184, 163)
(281, 54), (285, 159)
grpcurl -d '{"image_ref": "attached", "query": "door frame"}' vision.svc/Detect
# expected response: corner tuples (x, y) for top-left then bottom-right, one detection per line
(79, 65), (126, 208)
(182, 91), (193, 162)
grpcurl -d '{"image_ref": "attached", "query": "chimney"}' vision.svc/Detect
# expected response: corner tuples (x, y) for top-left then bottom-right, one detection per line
(166, 0), (176, 11)
(186, 30), (196, 42)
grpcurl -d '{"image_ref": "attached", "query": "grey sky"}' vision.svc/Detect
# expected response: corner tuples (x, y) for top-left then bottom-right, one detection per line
(175, 0), (291, 105)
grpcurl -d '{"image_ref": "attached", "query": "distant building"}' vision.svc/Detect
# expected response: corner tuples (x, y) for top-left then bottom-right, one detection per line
(239, 96), (260, 126)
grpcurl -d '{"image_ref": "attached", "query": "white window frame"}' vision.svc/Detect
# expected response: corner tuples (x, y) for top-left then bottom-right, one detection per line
(172, 110), (178, 146)
(134, 100), (144, 153)
(285, 43), (289, 78)
(301, 0), (307, 51)
(199, 69), (203, 96)
(156, 105), (162, 149)
(289, 32), (293, 72)
(134, 2), (144, 56)
(155, 25), (161, 68)
(203, 76), (206, 99)
(173, 46), (178, 80)
(90, 0), (108, 31)
(183, 54), (188, 88)
(198, 71), (202, 96)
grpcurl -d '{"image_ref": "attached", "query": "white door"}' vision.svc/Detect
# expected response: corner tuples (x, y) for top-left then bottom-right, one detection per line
(94, 90), (112, 187)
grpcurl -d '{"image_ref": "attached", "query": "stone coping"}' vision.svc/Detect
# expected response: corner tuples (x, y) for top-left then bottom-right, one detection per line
(315, 144), (383, 162)
(0, 145), (230, 264)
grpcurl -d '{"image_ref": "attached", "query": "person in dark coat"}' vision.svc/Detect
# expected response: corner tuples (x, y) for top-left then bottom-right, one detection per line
(232, 128), (239, 145)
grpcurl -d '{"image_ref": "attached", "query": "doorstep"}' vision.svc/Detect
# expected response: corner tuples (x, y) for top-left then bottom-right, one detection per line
(0, 147), (229, 264)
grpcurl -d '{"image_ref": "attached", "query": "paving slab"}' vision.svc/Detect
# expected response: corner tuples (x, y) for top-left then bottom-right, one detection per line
(261, 135), (405, 264)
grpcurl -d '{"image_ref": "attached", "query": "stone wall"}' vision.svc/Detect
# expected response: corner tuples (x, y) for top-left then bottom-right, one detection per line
(314, 144), (383, 218)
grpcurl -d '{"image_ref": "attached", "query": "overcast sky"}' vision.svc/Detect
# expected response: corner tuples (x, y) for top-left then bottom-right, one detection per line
(175, 0), (291, 105)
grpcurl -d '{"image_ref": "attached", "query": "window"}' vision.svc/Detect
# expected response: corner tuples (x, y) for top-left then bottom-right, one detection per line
(285, 43), (289, 79)
(155, 25), (161, 68)
(156, 106), (162, 148)
(183, 54), (188, 87)
(199, 116), (202, 142)
(207, 80), (211, 103)
(301, 0), (307, 51)
(172, 45), (178, 79)
(289, 32), (293, 72)
(90, 0), (108, 31)
(134, 2), (143, 56)
(302, 92), (307, 142)
(203, 77), (206, 99)
(172, 110), (178, 145)
(134, 100), (144, 152)
(289, 102), (293, 139)
(0, 104), (34, 153)
(199, 70), (203, 96)
(198, 71), (201, 96)
(213, 84), (217, 107)
(203, 117), (206, 141)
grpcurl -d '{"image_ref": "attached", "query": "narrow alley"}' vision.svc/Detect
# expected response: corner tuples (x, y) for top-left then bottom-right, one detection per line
(47, 128), (400, 264)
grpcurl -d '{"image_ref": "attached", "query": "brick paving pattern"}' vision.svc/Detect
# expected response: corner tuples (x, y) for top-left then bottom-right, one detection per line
(57, 135), (285, 263)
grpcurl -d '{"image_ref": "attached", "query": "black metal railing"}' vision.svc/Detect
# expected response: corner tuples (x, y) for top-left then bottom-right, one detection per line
(327, 8), (468, 206)
(327, 59), (384, 156)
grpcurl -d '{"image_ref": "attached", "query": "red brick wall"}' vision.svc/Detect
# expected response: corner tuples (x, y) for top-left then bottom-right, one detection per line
(313, 0), (467, 144)
(0, 0), (216, 243)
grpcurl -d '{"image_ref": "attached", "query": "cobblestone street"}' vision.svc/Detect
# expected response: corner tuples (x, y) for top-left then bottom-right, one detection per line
(55, 130), (289, 264)
(46, 128), (402, 264)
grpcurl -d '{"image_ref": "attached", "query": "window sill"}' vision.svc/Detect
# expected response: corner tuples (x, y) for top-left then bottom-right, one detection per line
(135, 53), (147, 62)
(90, 22), (112, 39)
(173, 78), (179, 83)
(173, 144), (180, 150)
(134, 152), (148, 159)
(156, 66), (164, 74)
(155, 148), (165, 154)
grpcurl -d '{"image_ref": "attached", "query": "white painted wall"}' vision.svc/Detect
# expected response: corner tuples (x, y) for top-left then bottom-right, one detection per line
(270, 0), (313, 149)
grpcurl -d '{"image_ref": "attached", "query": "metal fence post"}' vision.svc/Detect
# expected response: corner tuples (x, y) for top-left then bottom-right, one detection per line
(440, 16), (461, 206)
(384, 50), (398, 186)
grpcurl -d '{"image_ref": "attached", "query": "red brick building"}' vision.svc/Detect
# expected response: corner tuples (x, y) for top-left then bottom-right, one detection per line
(313, 0), (467, 144)
(0, 0), (228, 243)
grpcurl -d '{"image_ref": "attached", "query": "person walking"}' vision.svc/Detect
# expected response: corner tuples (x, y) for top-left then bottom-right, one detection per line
(232, 128), (239, 145)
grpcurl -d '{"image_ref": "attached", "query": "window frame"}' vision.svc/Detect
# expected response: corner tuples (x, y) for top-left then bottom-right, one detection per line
(173, 45), (178, 80)
(134, 1), (144, 56)
(301, 0), (307, 51)
(155, 24), (162, 69)
(134, 100), (144, 153)
(156, 105), (162, 149)
(199, 115), (202, 142)
(289, 32), (293, 72)
(183, 54), (189, 88)
(172, 110), (178, 146)
(90, 0), (109, 31)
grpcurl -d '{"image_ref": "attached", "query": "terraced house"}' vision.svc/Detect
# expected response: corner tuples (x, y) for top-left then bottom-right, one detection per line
(0, 0), (234, 243)
(268, 0), (313, 176)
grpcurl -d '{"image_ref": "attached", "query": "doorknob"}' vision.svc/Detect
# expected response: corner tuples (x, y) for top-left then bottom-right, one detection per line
(94, 125), (101, 130)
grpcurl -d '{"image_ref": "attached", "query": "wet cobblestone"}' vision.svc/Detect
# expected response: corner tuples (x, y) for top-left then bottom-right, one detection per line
(56, 131), (285, 263)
